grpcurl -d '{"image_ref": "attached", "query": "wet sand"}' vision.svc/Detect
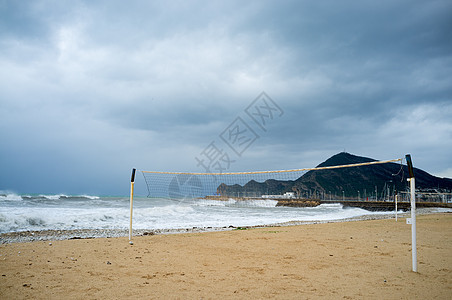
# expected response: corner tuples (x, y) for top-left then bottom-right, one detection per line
(1, 213), (451, 299)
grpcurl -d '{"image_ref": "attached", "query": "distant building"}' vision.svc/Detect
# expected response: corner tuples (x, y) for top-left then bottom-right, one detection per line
(284, 192), (295, 198)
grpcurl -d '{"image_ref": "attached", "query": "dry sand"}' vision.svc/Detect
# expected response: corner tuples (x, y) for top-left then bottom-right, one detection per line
(1, 213), (451, 299)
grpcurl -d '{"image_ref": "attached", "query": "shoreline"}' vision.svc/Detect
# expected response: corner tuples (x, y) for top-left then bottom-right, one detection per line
(1, 208), (447, 244)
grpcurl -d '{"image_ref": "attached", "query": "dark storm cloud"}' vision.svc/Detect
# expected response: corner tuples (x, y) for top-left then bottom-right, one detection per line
(0, 0), (451, 194)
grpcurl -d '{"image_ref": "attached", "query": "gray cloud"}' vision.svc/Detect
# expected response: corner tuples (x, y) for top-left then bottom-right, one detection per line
(1, 0), (451, 195)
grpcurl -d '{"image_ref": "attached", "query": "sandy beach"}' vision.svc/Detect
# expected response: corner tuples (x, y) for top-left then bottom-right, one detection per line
(1, 213), (451, 299)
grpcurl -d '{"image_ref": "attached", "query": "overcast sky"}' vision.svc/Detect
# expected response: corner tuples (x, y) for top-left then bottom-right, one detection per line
(1, 0), (451, 195)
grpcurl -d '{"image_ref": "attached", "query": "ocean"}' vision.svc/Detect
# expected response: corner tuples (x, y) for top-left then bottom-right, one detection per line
(0, 193), (398, 234)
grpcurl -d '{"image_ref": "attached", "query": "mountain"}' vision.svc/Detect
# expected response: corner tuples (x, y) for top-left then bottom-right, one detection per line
(216, 152), (452, 199)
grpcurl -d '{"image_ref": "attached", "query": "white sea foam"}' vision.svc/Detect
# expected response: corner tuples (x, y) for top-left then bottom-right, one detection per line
(0, 195), (409, 234)
(193, 199), (278, 208)
(38, 194), (68, 200)
(36, 194), (101, 200)
(194, 199), (237, 207)
(233, 199), (278, 208)
(0, 192), (23, 201)
(79, 195), (101, 200)
(429, 207), (452, 213)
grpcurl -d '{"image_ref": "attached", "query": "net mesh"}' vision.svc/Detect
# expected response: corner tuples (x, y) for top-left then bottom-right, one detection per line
(142, 170), (306, 201)
(140, 158), (403, 203)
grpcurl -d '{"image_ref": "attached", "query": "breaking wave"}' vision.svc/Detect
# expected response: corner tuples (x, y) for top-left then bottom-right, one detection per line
(0, 195), (401, 234)
(0, 193), (100, 202)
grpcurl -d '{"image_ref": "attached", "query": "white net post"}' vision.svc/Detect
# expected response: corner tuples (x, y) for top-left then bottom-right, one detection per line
(405, 154), (417, 272)
(409, 177), (417, 272)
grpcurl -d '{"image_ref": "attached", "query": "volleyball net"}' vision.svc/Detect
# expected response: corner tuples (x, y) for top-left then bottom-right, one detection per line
(128, 157), (406, 242)
(139, 158), (404, 202)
